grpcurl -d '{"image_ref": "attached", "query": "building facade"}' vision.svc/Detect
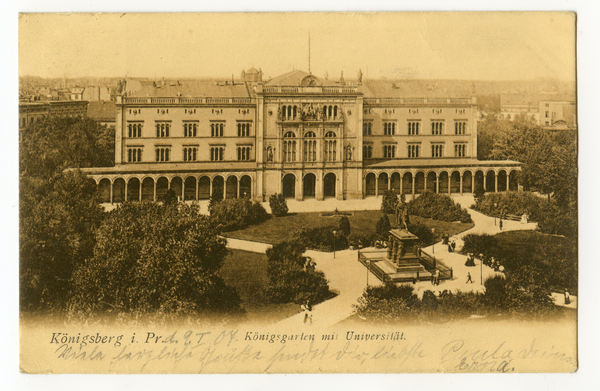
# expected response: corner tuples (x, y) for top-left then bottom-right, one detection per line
(82, 70), (520, 204)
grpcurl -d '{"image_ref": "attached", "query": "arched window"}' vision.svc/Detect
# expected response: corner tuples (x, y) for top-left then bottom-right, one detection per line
(303, 131), (317, 162)
(324, 131), (337, 161)
(283, 131), (296, 162)
(128, 124), (133, 138)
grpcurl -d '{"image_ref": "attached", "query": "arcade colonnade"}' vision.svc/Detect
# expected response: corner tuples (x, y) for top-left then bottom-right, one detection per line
(92, 173), (254, 204)
(363, 167), (520, 197)
(279, 170), (341, 201)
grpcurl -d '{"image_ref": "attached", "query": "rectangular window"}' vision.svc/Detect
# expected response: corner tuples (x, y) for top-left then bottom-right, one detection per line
(407, 121), (420, 135)
(454, 143), (467, 157)
(431, 144), (444, 158)
(383, 122), (396, 136)
(454, 121), (467, 135)
(383, 144), (396, 158)
(408, 144), (420, 158)
(210, 147), (224, 161)
(431, 121), (443, 135)
(363, 122), (372, 136)
(183, 146), (198, 162)
(237, 122), (251, 137)
(183, 123), (197, 137)
(545, 111), (550, 118)
(155, 147), (170, 162)
(362, 145), (373, 159)
(155, 122), (170, 138)
(127, 122), (143, 138)
(303, 140), (317, 162)
(127, 147), (143, 162)
(237, 146), (251, 161)
(211, 122), (224, 137)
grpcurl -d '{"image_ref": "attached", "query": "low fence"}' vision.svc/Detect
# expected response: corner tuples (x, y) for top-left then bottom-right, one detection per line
(419, 250), (453, 279)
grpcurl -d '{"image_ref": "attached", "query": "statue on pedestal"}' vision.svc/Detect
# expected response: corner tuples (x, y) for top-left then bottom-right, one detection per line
(395, 194), (410, 230)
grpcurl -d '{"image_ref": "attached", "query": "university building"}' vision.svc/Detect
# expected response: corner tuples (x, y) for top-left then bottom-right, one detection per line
(82, 69), (520, 203)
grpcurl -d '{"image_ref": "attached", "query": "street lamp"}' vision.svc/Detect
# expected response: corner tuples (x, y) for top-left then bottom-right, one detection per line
(494, 202), (498, 225)
(479, 253), (484, 285)
(431, 228), (436, 255)
(333, 230), (337, 259)
(366, 260), (371, 289)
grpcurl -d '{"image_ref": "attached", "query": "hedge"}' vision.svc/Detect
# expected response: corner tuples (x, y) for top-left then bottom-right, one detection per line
(408, 192), (472, 223)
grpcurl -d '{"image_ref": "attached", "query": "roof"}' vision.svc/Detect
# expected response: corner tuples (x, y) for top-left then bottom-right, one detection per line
(265, 70), (339, 86)
(365, 158), (521, 169)
(362, 80), (471, 98)
(88, 101), (116, 121)
(129, 81), (251, 98)
(500, 93), (576, 107)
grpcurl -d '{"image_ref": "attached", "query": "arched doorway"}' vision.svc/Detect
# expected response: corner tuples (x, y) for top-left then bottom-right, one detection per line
(377, 173), (388, 195)
(509, 170), (519, 191)
(240, 175), (252, 198)
(156, 177), (169, 201)
(462, 171), (473, 193)
(184, 176), (197, 201)
(198, 176), (211, 200)
(402, 172), (413, 194)
(415, 172), (425, 194)
(226, 176), (238, 199)
(426, 172), (437, 193)
(212, 176), (224, 200)
(450, 171), (461, 193)
(439, 171), (449, 194)
(303, 173), (316, 198)
(142, 177), (154, 201)
(113, 178), (125, 203)
(486, 171), (496, 192)
(171, 177), (183, 200)
(282, 174), (296, 198)
(127, 177), (140, 201)
(98, 178), (111, 203)
(497, 170), (507, 192)
(323, 173), (336, 198)
(365, 173), (376, 196)
(390, 172), (401, 194)
(474, 171), (484, 191)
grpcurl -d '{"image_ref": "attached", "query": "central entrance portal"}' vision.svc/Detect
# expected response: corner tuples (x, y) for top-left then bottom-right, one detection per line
(303, 173), (316, 198)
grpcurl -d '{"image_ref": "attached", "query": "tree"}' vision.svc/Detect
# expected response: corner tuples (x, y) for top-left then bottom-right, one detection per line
(20, 170), (105, 311)
(68, 202), (244, 317)
(338, 216), (351, 237)
(20, 116), (114, 180)
(473, 185), (486, 204)
(269, 193), (289, 216)
(375, 214), (391, 240)
(162, 188), (179, 205)
(209, 196), (268, 232)
(380, 190), (398, 214)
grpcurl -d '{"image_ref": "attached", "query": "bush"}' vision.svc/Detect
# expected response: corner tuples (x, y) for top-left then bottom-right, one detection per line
(68, 202), (244, 318)
(474, 185), (486, 204)
(269, 193), (289, 216)
(294, 226), (348, 252)
(265, 241), (330, 304)
(348, 232), (375, 249)
(375, 214), (391, 240)
(461, 234), (499, 263)
(381, 191), (399, 214)
(209, 196), (268, 232)
(408, 192), (472, 223)
(472, 191), (545, 222)
(162, 188), (179, 205)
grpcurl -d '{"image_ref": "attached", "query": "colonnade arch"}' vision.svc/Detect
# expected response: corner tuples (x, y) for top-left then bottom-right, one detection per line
(91, 172), (255, 203)
(363, 167), (520, 198)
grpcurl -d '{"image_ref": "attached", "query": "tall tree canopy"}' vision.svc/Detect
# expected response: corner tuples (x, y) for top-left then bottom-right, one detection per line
(68, 203), (243, 318)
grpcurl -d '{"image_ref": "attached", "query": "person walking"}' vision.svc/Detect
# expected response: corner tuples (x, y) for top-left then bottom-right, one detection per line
(564, 289), (571, 305)
(499, 218), (503, 230)
(466, 272), (474, 284)
(435, 269), (441, 286)
(302, 299), (313, 325)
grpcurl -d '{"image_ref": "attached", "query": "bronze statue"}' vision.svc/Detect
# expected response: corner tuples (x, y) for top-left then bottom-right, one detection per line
(395, 194), (409, 230)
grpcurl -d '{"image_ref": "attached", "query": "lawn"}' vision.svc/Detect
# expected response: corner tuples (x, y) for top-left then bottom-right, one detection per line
(219, 249), (299, 324)
(223, 210), (474, 245)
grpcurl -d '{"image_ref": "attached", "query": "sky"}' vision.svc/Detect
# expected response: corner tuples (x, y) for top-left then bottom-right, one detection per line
(19, 12), (576, 81)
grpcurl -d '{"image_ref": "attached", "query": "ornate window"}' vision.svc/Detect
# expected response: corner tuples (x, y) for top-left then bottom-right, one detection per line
(383, 144), (396, 158)
(283, 131), (297, 162)
(363, 122), (372, 136)
(210, 122), (224, 137)
(454, 121), (467, 135)
(431, 144), (444, 158)
(127, 147), (142, 162)
(210, 147), (224, 161)
(155, 147), (170, 162)
(431, 121), (443, 135)
(324, 131), (337, 161)
(363, 145), (373, 159)
(237, 146), (251, 161)
(183, 123), (197, 137)
(383, 122), (396, 135)
(128, 123), (143, 138)
(407, 121), (420, 135)
(183, 146), (197, 162)
(303, 131), (317, 162)
(237, 122), (251, 137)
(454, 143), (467, 157)
(408, 144), (420, 158)
(155, 122), (170, 137)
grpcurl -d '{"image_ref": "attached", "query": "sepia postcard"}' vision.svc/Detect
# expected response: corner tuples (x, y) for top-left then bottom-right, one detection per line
(17, 12), (579, 376)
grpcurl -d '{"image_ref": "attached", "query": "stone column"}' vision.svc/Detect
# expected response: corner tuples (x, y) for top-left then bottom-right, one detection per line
(195, 179), (199, 201)
(139, 180), (142, 201)
(400, 175), (403, 194)
(460, 174), (464, 195)
(124, 181), (128, 202)
(110, 181), (114, 204)
(483, 175), (487, 192)
(153, 180), (156, 202)
(424, 176), (428, 193)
